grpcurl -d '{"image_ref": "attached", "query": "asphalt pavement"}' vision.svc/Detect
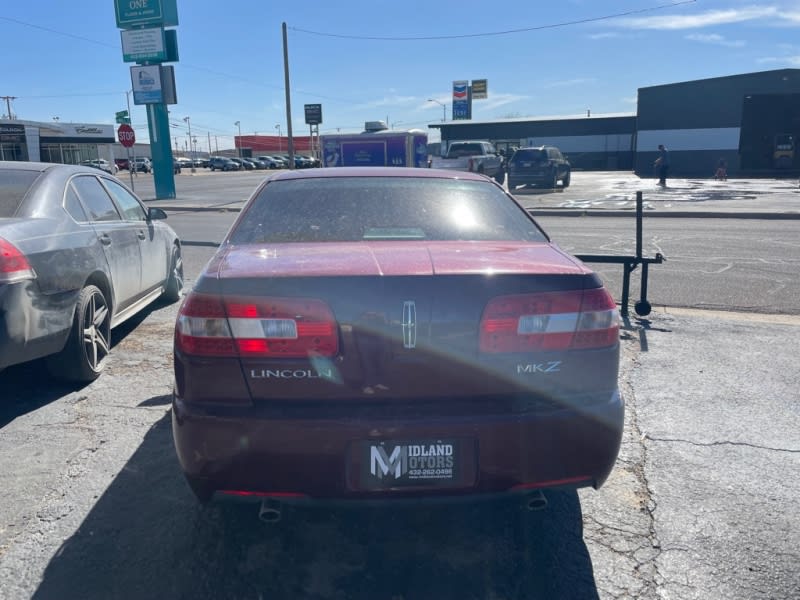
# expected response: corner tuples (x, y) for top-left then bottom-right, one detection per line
(139, 169), (800, 219)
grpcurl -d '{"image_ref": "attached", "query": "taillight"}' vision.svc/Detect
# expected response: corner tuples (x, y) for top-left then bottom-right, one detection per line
(0, 237), (35, 283)
(175, 293), (339, 358)
(479, 288), (619, 353)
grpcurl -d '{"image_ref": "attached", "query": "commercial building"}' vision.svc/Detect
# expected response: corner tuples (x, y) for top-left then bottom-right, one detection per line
(430, 68), (800, 177)
(0, 119), (115, 165)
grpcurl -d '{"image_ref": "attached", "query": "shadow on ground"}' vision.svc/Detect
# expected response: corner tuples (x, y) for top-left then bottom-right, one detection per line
(33, 410), (600, 600)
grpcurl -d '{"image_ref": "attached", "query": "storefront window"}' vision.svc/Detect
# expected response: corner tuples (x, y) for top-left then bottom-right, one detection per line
(40, 143), (99, 165)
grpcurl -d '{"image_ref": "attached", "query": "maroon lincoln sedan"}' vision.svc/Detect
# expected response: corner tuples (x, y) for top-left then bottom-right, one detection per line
(172, 167), (623, 507)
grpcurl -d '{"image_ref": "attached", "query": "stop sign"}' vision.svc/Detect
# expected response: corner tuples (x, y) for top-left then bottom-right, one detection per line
(117, 124), (136, 148)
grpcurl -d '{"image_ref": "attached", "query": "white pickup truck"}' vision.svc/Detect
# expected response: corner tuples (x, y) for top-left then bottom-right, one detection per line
(430, 141), (505, 183)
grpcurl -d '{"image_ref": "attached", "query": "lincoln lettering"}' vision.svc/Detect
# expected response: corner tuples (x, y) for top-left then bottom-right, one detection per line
(250, 368), (334, 379)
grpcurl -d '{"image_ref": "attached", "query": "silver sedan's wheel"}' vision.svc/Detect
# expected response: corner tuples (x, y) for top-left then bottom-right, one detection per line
(48, 285), (111, 382)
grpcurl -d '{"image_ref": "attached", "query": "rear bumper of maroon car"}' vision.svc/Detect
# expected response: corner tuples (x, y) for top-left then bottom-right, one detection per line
(171, 390), (624, 502)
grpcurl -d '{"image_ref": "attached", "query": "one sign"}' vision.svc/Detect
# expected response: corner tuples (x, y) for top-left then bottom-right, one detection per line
(118, 124), (136, 147)
(452, 80), (470, 121)
(130, 65), (163, 104)
(121, 27), (166, 62)
(115, 110), (130, 124)
(471, 79), (488, 100)
(115, 0), (179, 29)
(304, 104), (322, 125)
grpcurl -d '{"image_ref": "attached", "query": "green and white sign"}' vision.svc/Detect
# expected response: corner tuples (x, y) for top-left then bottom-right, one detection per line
(115, 110), (130, 124)
(121, 27), (166, 62)
(115, 0), (178, 29)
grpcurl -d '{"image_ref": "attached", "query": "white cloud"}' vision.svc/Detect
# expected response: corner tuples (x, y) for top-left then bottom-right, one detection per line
(588, 32), (620, 40)
(355, 94), (418, 110)
(617, 6), (779, 30)
(480, 93), (529, 111)
(543, 78), (597, 89)
(757, 55), (800, 66)
(685, 33), (746, 47)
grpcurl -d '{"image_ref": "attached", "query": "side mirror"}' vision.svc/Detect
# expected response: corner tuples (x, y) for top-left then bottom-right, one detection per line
(148, 207), (168, 221)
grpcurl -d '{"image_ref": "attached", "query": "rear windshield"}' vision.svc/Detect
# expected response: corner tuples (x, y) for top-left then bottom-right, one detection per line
(0, 169), (42, 217)
(446, 143), (484, 158)
(229, 177), (547, 244)
(510, 149), (548, 163)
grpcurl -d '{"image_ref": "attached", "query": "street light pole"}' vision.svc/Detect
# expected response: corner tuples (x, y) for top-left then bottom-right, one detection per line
(427, 98), (446, 122)
(183, 116), (195, 173)
(275, 124), (281, 153)
(234, 121), (242, 158)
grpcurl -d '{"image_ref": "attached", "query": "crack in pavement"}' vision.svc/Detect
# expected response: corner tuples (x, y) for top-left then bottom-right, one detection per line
(643, 435), (800, 454)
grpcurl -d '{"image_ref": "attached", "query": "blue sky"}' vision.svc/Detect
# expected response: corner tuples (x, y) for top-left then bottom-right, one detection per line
(3, 0), (800, 149)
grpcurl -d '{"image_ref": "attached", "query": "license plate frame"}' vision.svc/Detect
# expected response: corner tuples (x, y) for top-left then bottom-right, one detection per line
(348, 438), (475, 492)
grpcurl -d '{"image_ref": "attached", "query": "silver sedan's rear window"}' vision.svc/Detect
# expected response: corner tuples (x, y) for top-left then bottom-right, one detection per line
(0, 170), (41, 218)
(229, 177), (548, 244)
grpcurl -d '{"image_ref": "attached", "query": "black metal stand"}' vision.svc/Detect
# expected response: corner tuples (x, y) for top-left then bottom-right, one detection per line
(574, 191), (665, 317)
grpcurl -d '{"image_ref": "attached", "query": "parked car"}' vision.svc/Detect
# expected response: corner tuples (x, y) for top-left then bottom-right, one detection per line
(208, 157), (239, 171)
(172, 167), (623, 505)
(114, 158), (129, 171)
(81, 159), (118, 175)
(230, 157), (254, 171)
(257, 155), (286, 169)
(298, 155), (320, 168)
(507, 146), (571, 190)
(131, 157), (152, 173)
(0, 161), (183, 381)
(280, 154), (308, 169)
(430, 141), (505, 184)
(248, 157), (268, 170)
(173, 159), (182, 174)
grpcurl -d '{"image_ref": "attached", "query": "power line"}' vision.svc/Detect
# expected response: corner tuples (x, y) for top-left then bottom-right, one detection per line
(0, 15), (357, 105)
(290, 1), (697, 40)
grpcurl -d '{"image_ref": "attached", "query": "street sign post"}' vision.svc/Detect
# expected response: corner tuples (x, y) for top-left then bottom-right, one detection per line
(117, 124), (136, 190)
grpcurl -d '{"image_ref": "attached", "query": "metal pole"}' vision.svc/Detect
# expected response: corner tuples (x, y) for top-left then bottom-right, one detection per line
(207, 132), (211, 162)
(282, 22), (295, 169)
(235, 121), (242, 158)
(636, 190), (643, 259)
(125, 90), (135, 190)
(184, 116), (195, 173)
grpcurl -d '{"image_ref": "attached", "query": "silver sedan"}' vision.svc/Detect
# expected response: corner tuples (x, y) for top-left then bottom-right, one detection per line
(0, 161), (183, 381)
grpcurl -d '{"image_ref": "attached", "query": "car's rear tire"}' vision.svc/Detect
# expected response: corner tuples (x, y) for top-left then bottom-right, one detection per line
(163, 244), (184, 303)
(48, 285), (111, 382)
(550, 171), (558, 189)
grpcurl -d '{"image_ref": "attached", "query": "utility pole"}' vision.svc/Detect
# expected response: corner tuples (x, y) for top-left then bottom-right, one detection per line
(183, 116), (195, 173)
(282, 22), (295, 168)
(1, 96), (17, 119)
(234, 120), (242, 158)
(207, 131), (211, 160)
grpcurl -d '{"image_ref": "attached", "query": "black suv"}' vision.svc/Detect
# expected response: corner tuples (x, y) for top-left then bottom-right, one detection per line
(507, 146), (571, 190)
(208, 157), (239, 171)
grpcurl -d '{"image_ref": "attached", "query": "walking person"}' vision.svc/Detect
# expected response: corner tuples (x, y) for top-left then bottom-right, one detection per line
(654, 144), (670, 186)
